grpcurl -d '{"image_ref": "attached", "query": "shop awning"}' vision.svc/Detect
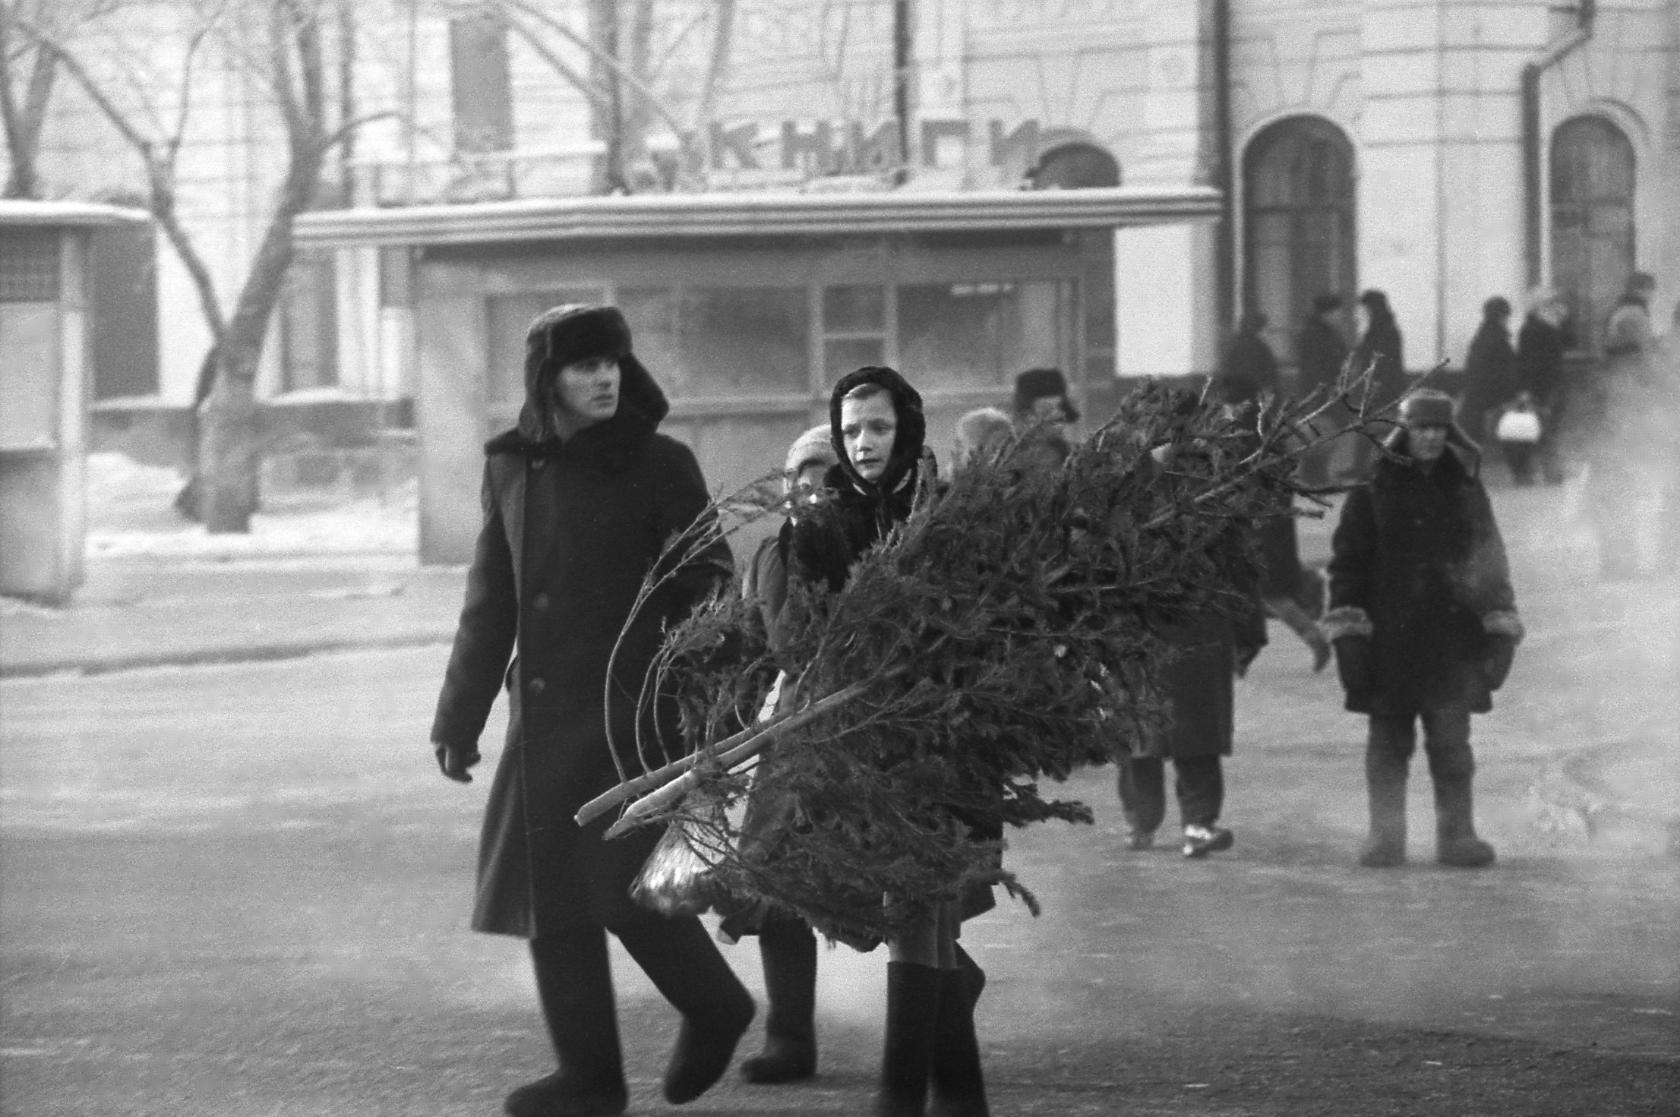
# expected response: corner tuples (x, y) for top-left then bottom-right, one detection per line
(0, 200), (151, 228)
(294, 186), (1221, 248)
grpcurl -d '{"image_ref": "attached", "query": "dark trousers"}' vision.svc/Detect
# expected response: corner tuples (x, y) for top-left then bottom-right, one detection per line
(1117, 755), (1224, 833)
(1500, 441), (1537, 485)
(1366, 705), (1473, 783)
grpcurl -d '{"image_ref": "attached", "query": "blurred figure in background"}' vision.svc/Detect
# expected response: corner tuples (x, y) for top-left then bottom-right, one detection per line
(1296, 293), (1351, 487)
(952, 407), (1016, 475)
(1515, 286), (1571, 485)
(1347, 289), (1407, 479)
(1458, 296), (1518, 453)
(1323, 390), (1522, 870)
(1011, 367), (1079, 433)
(1216, 310), (1281, 406)
(1655, 302), (1680, 574)
(1586, 272), (1660, 580)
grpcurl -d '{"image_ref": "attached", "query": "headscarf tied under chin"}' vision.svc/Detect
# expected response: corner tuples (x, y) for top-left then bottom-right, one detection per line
(827, 365), (928, 498)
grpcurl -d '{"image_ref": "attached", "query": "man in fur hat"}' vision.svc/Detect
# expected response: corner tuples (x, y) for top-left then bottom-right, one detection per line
(1322, 389), (1523, 868)
(1011, 367), (1080, 430)
(430, 304), (753, 1115)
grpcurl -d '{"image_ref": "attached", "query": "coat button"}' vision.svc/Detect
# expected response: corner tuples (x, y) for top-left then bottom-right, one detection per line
(532, 593), (551, 611)
(531, 458), (546, 471)
(528, 677), (546, 696)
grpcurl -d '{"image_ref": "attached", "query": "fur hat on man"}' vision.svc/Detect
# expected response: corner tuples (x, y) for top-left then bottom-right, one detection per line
(1012, 367), (1080, 423)
(1383, 389), (1481, 472)
(511, 303), (665, 446)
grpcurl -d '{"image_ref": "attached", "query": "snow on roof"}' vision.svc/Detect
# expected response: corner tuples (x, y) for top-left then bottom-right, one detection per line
(0, 200), (151, 228)
(295, 185), (1222, 248)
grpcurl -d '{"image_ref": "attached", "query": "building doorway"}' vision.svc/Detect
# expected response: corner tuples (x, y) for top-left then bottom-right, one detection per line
(1242, 116), (1357, 368)
(1550, 115), (1636, 353)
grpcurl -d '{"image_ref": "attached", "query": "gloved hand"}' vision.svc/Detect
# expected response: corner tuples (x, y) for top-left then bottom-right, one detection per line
(435, 742), (482, 783)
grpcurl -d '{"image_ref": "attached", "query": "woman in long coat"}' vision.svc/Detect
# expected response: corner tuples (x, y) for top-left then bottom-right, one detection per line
(430, 304), (752, 1117)
(1323, 390), (1522, 869)
(785, 365), (991, 1117)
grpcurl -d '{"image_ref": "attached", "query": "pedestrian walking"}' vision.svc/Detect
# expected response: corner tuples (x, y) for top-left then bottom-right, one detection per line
(429, 304), (754, 1117)
(1515, 286), (1571, 485)
(1296, 293), (1351, 486)
(1116, 600), (1268, 856)
(1322, 389), (1523, 869)
(1215, 310), (1282, 405)
(1458, 296), (1518, 450)
(1346, 290), (1407, 478)
(728, 424), (838, 1087)
(786, 366), (991, 1117)
(1587, 272), (1660, 579)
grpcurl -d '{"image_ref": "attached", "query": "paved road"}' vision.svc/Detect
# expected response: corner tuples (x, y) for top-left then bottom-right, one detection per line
(2, 628), (1675, 1116)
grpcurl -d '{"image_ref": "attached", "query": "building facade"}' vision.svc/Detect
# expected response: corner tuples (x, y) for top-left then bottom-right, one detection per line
(22, 1), (1680, 480)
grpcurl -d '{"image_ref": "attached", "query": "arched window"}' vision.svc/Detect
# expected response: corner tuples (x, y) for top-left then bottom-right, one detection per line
(1242, 117), (1357, 366)
(1029, 143), (1121, 190)
(1550, 116), (1635, 353)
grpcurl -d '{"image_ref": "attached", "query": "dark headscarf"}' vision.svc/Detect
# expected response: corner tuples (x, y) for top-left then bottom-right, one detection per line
(827, 365), (928, 499)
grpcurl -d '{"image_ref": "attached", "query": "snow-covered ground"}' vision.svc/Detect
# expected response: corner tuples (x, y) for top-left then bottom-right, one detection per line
(84, 453), (418, 560)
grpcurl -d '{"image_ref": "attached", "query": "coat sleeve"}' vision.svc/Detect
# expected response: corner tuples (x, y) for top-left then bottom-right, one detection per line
(651, 440), (734, 616)
(1327, 484), (1377, 616)
(1463, 479), (1516, 616)
(430, 462), (518, 749)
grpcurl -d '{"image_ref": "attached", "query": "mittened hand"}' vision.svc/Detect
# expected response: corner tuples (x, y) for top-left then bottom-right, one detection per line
(435, 742), (482, 783)
(1481, 634), (1517, 692)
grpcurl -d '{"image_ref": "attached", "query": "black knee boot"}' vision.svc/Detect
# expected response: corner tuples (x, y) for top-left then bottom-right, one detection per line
(1359, 746), (1409, 868)
(507, 928), (628, 1117)
(1434, 772), (1496, 867)
(614, 917), (755, 1105)
(877, 962), (943, 1117)
(741, 916), (818, 1083)
(928, 966), (989, 1117)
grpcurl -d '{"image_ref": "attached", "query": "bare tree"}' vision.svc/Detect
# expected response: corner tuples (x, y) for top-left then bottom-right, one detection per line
(489, 0), (736, 192)
(19, 0), (390, 531)
(0, 0), (123, 196)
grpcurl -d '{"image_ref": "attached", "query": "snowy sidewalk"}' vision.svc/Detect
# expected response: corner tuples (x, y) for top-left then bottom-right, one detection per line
(1, 453), (462, 677)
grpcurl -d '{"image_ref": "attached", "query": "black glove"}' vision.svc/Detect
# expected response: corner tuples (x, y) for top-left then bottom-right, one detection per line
(435, 742), (482, 783)
(1481, 634), (1517, 692)
(1332, 635), (1373, 703)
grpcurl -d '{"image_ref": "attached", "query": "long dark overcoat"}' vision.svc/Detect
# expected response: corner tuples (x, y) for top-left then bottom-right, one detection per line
(430, 358), (730, 939)
(1326, 446), (1515, 717)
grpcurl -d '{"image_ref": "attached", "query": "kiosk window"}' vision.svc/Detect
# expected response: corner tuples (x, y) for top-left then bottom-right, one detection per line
(620, 286), (807, 398)
(897, 280), (1068, 392)
(0, 230), (59, 302)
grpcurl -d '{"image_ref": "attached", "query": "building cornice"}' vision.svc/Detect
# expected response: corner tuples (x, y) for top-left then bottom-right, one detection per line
(294, 186), (1222, 248)
(0, 200), (151, 228)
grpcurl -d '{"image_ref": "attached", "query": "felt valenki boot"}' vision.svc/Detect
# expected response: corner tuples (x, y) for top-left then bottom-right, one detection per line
(614, 917), (755, 1105)
(508, 930), (628, 1117)
(1434, 773), (1496, 867)
(1358, 746), (1409, 868)
(877, 962), (943, 1117)
(741, 917), (818, 1084)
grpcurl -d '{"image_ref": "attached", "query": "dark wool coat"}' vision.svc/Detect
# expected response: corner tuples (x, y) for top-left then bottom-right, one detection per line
(1297, 316), (1350, 398)
(1460, 320), (1518, 439)
(1137, 602), (1268, 761)
(1326, 444), (1516, 718)
(1516, 313), (1567, 406)
(1353, 316), (1406, 405)
(1216, 329), (1281, 404)
(431, 322), (730, 939)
